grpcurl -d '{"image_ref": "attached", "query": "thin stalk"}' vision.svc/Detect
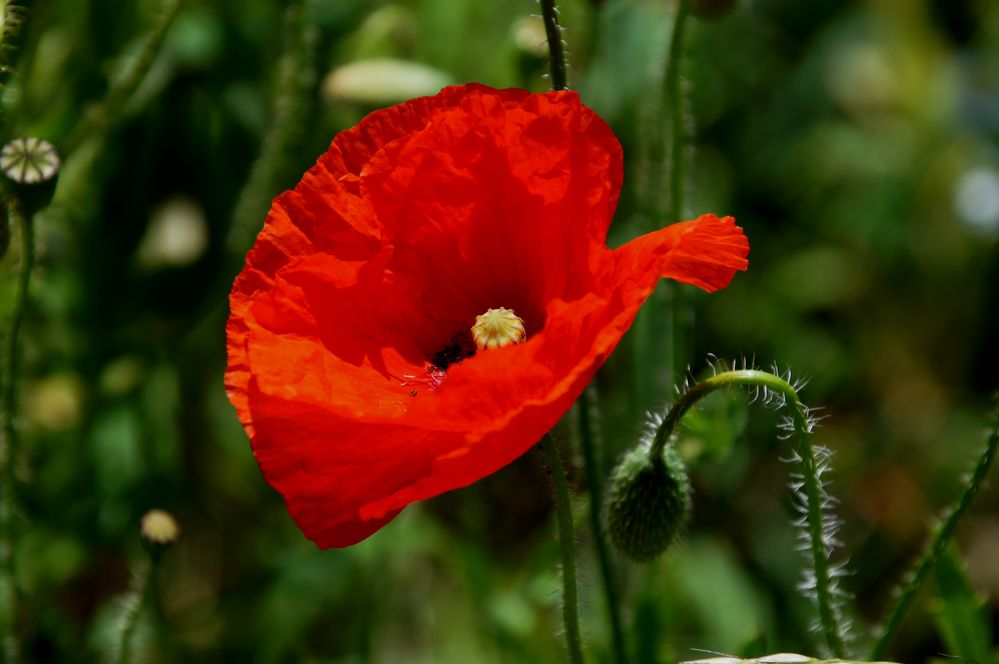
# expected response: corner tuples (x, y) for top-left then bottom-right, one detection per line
(539, 0), (569, 91)
(663, 0), (691, 226)
(0, 195), (32, 664)
(663, 0), (693, 404)
(541, 435), (585, 664)
(63, 0), (186, 157)
(0, 1), (27, 113)
(0, 197), (30, 662)
(648, 369), (847, 656)
(112, 556), (157, 664)
(576, 388), (627, 664)
(226, 0), (318, 255)
(869, 418), (999, 660)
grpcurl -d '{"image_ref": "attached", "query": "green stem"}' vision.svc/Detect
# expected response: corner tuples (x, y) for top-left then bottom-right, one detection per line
(0, 0), (27, 119)
(869, 417), (999, 660)
(648, 369), (848, 656)
(226, 0), (319, 255)
(539, 0), (569, 91)
(63, 0), (186, 157)
(0, 195), (32, 664)
(663, 0), (691, 226)
(663, 0), (693, 399)
(576, 388), (627, 664)
(112, 556), (157, 664)
(541, 435), (585, 664)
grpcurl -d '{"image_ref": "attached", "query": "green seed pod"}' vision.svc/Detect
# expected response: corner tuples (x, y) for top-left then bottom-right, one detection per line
(607, 442), (692, 562)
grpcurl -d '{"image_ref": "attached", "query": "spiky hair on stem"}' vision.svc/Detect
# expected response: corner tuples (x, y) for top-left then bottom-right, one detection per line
(659, 355), (855, 653)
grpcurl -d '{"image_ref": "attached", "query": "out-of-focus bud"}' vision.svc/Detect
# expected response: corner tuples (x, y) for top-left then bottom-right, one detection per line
(141, 509), (181, 558)
(607, 443), (692, 562)
(322, 59), (453, 106)
(136, 197), (209, 269)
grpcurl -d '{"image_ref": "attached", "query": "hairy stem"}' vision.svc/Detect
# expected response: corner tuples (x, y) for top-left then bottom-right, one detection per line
(542, 436), (585, 664)
(664, 0), (691, 225)
(576, 388), (627, 663)
(226, 0), (319, 255)
(0, 1), (26, 108)
(649, 369), (847, 656)
(539, 0), (569, 91)
(63, 0), (186, 157)
(869, 416), (999, 660)
(112, 556), (157, 664)
(0, 195), (32, 664)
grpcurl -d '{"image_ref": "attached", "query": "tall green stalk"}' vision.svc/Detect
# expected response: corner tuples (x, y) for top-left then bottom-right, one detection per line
(577, 388), (627, 663)
(0, 195), (32, 664)
(663, 0), (691, 227)
(537, 4), (582, 661)
(541, 436), (585, 664)
(539, 0), (569, 91)
(869, 417), (999, 660)
(226, 0), (319, 255)
(63, 0), (186, 157)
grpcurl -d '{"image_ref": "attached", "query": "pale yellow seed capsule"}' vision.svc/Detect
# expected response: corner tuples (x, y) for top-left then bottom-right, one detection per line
(471, 307), (527, 351)
(140, 509), (181, 545)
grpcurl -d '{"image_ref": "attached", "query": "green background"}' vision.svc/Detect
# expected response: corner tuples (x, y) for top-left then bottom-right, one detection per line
(1, 0), (997, 661)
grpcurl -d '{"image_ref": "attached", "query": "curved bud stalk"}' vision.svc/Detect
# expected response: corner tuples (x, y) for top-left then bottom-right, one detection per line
(629, 361), (851, 657)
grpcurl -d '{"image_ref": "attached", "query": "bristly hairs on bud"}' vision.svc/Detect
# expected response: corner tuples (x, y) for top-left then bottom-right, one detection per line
(640, 356), (853, 657)
(606, 430), (692, 562)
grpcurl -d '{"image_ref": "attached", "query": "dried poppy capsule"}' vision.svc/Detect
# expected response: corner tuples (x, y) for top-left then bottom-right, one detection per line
(607, 443), (691, 561)
(0, 137), (61, 214)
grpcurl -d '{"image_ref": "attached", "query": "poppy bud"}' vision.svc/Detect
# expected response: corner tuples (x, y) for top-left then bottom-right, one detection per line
(607, 442), (691, 562)
(140, 509), (180, 558)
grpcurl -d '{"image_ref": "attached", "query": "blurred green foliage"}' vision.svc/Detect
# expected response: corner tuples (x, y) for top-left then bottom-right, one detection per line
(0, 0), (997, 662)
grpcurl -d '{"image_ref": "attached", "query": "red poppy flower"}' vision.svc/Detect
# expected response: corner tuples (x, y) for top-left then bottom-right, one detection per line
(226, 83), (748, 548)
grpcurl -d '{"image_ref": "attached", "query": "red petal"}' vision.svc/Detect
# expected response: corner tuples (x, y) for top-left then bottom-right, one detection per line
(226, 84), (749, 548)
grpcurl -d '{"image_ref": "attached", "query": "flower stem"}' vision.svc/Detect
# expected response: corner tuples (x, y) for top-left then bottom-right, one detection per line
(648, 369), (848, 657)
(576, 388), (627, 664)
(112, 556), (157, 664)
(869, 414), (999, 660)
(663, 0), (691, 226)
(63, 0), (186, 157)
(0, 195), (32, 664)
(663, 0), (693, 402)
(541, 435), (585, 664)
(539, 0), (569, 91)
(226, 0), (319, 255)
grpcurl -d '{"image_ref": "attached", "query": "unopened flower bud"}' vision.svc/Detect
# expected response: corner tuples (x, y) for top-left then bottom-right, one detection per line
(140, 509), (180, 557)
(607, 443), (691, 562)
